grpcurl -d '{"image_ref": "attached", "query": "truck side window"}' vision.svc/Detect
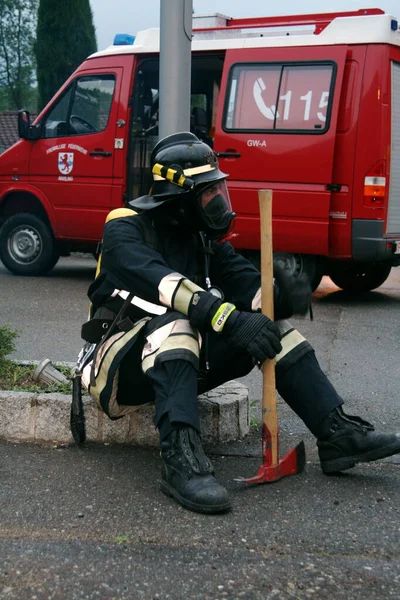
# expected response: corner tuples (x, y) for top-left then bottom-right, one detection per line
(224, 62), (335, 133)
(43, 87), (73, 138)
(43, 75), (116, 138)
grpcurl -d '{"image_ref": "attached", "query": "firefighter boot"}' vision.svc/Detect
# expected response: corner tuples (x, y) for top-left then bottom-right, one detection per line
(317, 406), (400, 474)
(160, 427), (231, 514)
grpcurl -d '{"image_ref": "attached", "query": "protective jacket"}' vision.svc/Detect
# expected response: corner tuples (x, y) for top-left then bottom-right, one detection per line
(88, 211), (264, 321)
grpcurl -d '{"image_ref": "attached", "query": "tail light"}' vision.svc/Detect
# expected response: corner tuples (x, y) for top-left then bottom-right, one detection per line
(364, 160), (386, 207)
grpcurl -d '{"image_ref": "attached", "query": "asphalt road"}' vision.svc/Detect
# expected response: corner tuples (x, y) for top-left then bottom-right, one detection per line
(1, 438), (400, 600)
(1, 258), (400, 599)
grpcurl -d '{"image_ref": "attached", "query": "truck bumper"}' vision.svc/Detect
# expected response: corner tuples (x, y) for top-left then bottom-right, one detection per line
(352, 219), (400, 264)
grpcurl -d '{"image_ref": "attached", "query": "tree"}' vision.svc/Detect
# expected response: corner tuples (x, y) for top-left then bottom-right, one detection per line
(35, 0), (97, 110)
(0, 0), (38, 110)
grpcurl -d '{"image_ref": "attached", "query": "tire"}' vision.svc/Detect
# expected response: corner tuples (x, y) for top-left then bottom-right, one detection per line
(273, 252), (325, 292)
(0, 213), (60, 276)
(327, 262), (392, 293)
(240, 250), (324, 292)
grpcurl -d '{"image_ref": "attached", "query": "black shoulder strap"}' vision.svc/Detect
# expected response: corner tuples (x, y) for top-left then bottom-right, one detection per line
(89, 292), (134, 387)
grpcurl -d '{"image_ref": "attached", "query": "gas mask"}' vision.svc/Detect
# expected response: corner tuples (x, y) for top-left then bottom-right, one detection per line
(196, 180), (236, 240)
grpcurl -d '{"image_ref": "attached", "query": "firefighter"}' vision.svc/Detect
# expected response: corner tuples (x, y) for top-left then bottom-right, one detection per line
(85, 132), (400, 515)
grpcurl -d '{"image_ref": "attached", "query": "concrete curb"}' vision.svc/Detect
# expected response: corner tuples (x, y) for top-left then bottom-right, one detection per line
(0, 378), (250, 446)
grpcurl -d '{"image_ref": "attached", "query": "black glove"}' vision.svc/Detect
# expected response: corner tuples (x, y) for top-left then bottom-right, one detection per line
(274, 266), (311, 320)
(224, 310), (282, 363)
(188, 292), (281, 362)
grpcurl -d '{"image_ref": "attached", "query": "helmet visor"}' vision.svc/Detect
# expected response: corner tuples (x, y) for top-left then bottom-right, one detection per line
(196, 180), (233, 234)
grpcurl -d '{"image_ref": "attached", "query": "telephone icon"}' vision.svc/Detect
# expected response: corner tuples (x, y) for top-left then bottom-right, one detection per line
(253, 77), (279, 120)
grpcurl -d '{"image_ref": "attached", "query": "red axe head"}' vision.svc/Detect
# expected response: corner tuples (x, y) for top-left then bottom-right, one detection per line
(236, 426), (306, 484)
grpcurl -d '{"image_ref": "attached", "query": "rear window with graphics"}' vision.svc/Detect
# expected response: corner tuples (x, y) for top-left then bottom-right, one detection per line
(224, 62), (335, 133)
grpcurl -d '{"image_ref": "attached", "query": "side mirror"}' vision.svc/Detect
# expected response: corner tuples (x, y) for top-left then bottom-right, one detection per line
(18, 110), (31, 138)
(18, 110), (41, 140)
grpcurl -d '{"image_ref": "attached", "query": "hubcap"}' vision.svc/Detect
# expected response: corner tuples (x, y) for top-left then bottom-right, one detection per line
(274, 252), (302, 278)
(8, 226), (42, 264)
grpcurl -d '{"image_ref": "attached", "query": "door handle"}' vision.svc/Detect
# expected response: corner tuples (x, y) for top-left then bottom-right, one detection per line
(215, 151), (241, 158)
(89, 150), (112, 157)
(326, 183), (342, 192)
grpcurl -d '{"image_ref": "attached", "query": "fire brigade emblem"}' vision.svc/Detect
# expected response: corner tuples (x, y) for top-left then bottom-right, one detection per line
(58, 152), (74, 175)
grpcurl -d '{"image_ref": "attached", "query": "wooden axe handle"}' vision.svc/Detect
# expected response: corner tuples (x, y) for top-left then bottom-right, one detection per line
(258, 190), (278, 465)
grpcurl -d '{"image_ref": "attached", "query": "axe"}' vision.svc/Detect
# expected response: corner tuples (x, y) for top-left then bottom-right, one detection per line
(238, 189), (305, 483)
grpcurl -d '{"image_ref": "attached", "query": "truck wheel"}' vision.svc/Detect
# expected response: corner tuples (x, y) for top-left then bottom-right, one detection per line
(0, 213), (60, 276)
(328, 262), (392, 292)
(240, 251), (324, 292)
(273, 252), (324, 292)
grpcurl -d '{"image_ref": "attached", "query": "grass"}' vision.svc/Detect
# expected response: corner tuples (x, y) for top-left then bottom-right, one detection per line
(0, 362), (73, 393)
(0, 324), (73, 394)
(249, 400), (261, 430)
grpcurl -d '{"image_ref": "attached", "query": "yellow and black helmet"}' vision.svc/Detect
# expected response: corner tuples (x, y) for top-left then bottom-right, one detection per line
(130, 132), (227, 209)
(130, 132), (235, 240)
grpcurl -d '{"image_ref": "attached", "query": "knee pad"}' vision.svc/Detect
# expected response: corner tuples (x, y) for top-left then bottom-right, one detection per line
(275, 320), (313, 374)
(141, 313), (200, 374)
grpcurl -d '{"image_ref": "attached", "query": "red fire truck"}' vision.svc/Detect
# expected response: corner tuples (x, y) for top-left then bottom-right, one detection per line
(1, 8), (400, 291)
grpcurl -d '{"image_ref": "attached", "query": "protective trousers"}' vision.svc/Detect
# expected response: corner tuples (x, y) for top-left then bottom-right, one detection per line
(132, 313), (343, 440)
